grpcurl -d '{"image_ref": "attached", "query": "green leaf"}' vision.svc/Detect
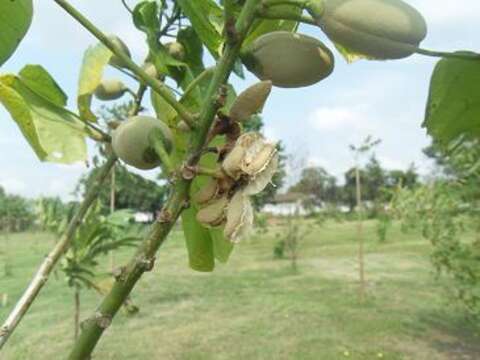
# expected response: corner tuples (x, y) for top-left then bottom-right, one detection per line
(151, 86), (177, 127)
(176, 0), (224, 58)
(19, 65), (67, 107)
(423, 55), (480, 146)
(77, 43), (113, 122)
(0, 0), (33, 66)
(0, 74), (87, 163)
(133, 1), (160, 35)
(181, 207), (215, 272)
(177, 27), (205, 76)
(211, 228), (234, 263)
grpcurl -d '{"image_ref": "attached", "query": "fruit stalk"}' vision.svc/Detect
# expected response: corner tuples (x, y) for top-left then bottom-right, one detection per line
(65, 1), (260, 358)
(53, 0), (197, 128)
(0, 155), (117, 350)
(257, 7), (316, 25)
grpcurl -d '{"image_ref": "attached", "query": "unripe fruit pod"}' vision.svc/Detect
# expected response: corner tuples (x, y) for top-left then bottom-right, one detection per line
(112, 116), (173, 170)
(229, 81), (272, 123)
(196, 196), (229, 228)
(108, 35), (131, 68)
(94, 79), (127, 101)
(224, 191), (254, 243)
(165, 42), (186, 61)
(317, 0), (427, 60)
(194, 179), (220, 205)
(241, 31), (334, 88)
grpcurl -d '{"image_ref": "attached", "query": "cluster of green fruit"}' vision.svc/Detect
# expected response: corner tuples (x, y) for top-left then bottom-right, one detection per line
(93, 0), (427, 241)
(243, 0), (427, 87)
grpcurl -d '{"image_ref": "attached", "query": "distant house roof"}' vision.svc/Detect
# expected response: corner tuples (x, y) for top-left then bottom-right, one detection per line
(270, 192), (307, 204)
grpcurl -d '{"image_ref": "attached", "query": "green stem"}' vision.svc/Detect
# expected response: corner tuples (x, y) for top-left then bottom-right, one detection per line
(415, 48), (480, 61)
(262, 0), (307, 8)
(257, 8), (316, 25)
(53, 0), (196, 128)
(67, 1), (260, 358)
(149, 131), (174, 176)
(181, 67), (216, 102)
(195, 166), (225, 179)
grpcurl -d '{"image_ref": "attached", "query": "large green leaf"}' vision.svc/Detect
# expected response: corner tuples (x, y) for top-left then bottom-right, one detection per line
(0, 74), (87, 163)
(0, 0), (33, 66)
(181, 206), (215, 272)
(423, 55), (480, 146)
(19, 65), (68, 107)
(176, 0), (224, 58)
(177, 27), (206, 77)
(77, 43), (113, 122)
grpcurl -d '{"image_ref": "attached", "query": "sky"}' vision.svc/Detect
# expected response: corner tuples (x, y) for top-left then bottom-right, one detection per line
(1, 0), (479, 200)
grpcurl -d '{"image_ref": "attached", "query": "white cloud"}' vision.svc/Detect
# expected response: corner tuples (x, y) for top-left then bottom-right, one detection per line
(0, 178), (27, 194)
(309, 107), (362, 131)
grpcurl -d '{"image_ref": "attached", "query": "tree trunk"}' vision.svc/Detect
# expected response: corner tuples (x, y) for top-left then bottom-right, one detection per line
(355, 166), (365, 301)
(74, 288), (80, 340)
(0, 155), (117, 350)
(109, 165), (116, 271)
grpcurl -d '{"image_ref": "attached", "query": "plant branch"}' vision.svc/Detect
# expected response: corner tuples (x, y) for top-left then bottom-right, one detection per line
(262, 0), (307, 8)
(0, 155), (117, 350)
(415, 48), (480, 61)
(53, 0), (196, 127)
(149, 131), (174, 176)
(181, 66), (216, 102)
(257, 7), (316, 25)
(67, 1), (260, 358)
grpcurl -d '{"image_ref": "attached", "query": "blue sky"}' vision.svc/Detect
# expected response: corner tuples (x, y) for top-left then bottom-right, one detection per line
(1, 0), (479, 200)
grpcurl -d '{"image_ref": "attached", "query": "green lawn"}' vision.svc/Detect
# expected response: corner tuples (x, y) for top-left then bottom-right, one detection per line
(1, 220), (479, 359)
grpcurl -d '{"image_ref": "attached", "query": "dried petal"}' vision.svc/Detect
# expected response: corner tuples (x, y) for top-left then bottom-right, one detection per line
(244, 153), (279, 196)
(224, 191), (254, 243)
(229, 81), (272, 123)
(241, 142), (277, 176)
(196, 196), (228, 228)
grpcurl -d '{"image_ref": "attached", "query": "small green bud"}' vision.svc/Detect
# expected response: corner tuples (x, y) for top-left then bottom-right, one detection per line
(94, 79), (127, 101)
(229, 81), (272, 123)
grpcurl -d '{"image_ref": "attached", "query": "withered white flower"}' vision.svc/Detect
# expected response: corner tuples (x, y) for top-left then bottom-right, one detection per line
(222, 132), (278, 193)
(224, 191), (254, 243)
(222, 132), (263, 179)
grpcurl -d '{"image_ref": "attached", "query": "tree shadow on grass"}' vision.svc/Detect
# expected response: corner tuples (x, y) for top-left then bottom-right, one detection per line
(415, 308), (480, 360)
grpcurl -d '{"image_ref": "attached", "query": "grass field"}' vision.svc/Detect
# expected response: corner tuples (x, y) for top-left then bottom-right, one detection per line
(1, 220), (479, 359)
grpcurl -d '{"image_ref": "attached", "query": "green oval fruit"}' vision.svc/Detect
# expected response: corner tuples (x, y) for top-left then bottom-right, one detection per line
(241, 31), (334, 88)
(165, 42), (186, 61)
(229, 81), (272, 123)
(108, 35), (131, 68)
(318, 0), (427, 59)
(94, 79), (127, 101)
(112, 116), (173, 170)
